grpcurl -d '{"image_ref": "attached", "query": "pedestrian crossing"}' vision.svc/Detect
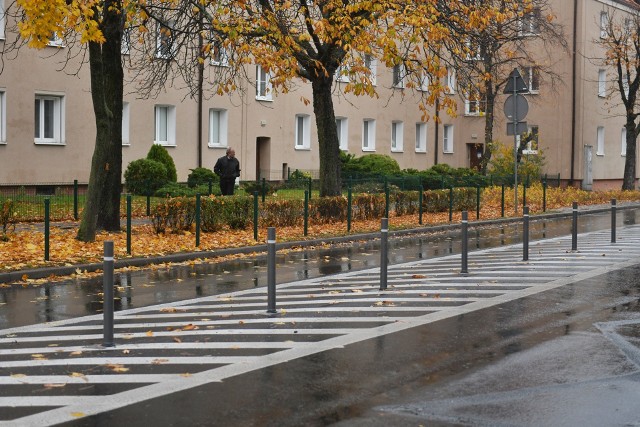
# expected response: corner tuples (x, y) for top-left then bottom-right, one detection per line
(2, 226), (640, 426)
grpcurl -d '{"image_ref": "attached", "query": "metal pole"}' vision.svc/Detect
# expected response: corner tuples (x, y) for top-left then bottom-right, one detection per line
(126, 194), (132, 255)
(253, 191), (259, 241)
(461, 211), (468, 274)
(267, 227), (277, 313)
(572, 201), (578, 251)
(523, 206), (529, 261)
(501, 184), (505, 217)
(73, 179), (78, 220)
(103, 241), (115, 347)
(476, 184), (481, 220)
(611, 198), (617, 243)
(44, 198), (50, 261)
(543, 179), (547, 212)
(449, 187), (453, 222)
(195, 193), (201, 247)
(379, 218), (388, 290)
(513, 73), (519, 215)
(418, 188), (423, 225)
(347, 183), (352, 232)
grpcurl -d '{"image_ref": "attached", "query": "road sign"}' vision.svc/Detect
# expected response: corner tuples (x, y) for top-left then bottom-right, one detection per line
(507, 121), (528, 136)
(504, 68), (529, 94)
(504, 94), (529, 122)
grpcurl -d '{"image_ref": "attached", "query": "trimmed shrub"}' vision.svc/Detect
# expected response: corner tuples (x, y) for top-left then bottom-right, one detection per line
(200, 196), (225, 232)
(187, 167), (218, 188)
(155, 182), (195, 198)
(1, 199), (15, 241)
(422, 188), (476, 213)
(260, 199), (304, 227)
(342, 153), (401, 176)
(124, 159), (168, 196)
(222, 196), (253, 229)
(352, 193), (385, 220)
(150, 197), (195, 234)
(394, 191), (420, 216)
(241, 180), (278, 196)
(310, 196), (348, 223)
(289, 169), (313, 180)
(147, 144), (178, 182)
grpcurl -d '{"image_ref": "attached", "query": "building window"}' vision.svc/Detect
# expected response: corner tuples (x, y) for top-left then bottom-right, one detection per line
(525, 66), (540, 93)
(295, 114), (311, 149)
(156, 21), (175, 59)
(364, 55), (376, 85)
(623, 75), (629, 97)
(211, 40), (229, 66)
(209, 108), (228, 147)
(420, 73), (430, 92)
(596, 126), (605, 156)
(0, 0), (6, 40)
(415, 122), (427, 153)
(598, 69), (606, 97)
(446, 69), (456, 94)
(464, 85), (486, 116)
(336, 117), (349, 151)
(336, 64), (350, 83)
(0, 91), (5, 144)
(523, 125), (539, 153)
(34, 94), (64, 144)
(443, 124), (453, 153)
(391, 121), (404, 152)
(122, 102), (130, 146)
(521, 6), (541, 35)
(392, 64), (405, 88)
(256, 65), (273, 101)
(465, 39), (482, 61)
(362, 119), (376, 151)
(47, 32), (63, 47)
(122, 26), (131, 55)
(600, 11), (609, 39)
(154, 105), (176, 146)
(621, 127), (627, 156)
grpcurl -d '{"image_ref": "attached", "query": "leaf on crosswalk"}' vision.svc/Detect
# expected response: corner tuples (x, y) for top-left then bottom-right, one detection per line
(329, 290), (342, 294)
(238, 320), (245, 325)
(44, 383), (66, 389)
(71, 412), (85, 418)
(152, 359), (169, 365)
(173, 337), (182, 343)
(105, 364), (129, 373)
(69, 351), (83, 356)
(374, 301), (395, 306)
(47, 344), (59, 347)
(351, 289), (363, 293)
(180, 373), (192, 378)
(69, 372), (88, 382)
(411, 274), (427, 279)
(31, 354), (46, 360)
(122, 334), (134, 340)
(10, 374), (26, 378)
(159, 307), (185, 313)
(181, 324), (199, 331)
(146, 330), (154, 337)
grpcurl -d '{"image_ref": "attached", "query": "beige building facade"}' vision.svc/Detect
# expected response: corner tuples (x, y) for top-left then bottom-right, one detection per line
(0, 0), (637, 190)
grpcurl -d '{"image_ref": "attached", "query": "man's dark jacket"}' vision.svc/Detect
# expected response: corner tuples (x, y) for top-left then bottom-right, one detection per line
(214, 156), (240, 179)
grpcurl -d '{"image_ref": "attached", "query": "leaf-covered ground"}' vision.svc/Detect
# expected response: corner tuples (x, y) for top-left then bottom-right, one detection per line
(2, 186), (639, 286)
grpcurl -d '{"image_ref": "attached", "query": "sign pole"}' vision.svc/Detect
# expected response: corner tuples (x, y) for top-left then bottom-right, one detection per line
(513, 72), (518, 215)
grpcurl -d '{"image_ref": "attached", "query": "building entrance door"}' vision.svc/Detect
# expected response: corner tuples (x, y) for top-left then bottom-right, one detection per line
(256, 137), (271, 180)
(468, 143), (483, 171)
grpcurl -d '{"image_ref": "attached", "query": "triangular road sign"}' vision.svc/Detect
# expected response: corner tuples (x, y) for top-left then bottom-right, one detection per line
(504, 68), (529, 94)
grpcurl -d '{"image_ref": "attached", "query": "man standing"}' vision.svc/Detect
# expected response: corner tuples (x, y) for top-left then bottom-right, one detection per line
(214, 147), (240, 195)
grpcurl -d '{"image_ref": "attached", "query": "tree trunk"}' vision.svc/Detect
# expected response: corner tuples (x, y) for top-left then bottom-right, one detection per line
(623, 121), (637, 190)
(480, 77), (496, 175)
(312, 78), (341, 197)
(77, 3), (124, 242)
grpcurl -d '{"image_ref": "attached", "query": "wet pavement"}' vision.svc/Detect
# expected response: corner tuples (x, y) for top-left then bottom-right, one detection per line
(1, 214), (640, 426)
(1, 207), (639, 329)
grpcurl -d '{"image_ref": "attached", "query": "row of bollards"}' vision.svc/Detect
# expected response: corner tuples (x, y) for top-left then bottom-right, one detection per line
(101, 199), (621, 347)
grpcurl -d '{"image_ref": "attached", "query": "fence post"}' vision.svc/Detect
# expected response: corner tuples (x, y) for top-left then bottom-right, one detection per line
(461, 211), (468, 274)
(44, 198), (50, 261)
(347, 183), (352, 232)
(267, 227), (277, 314)
(523, 206), (529, 261)
(476, 184), (481, 220)
(449, 187), (454, 222)
(303, 190), (309, 237)
(379, 218), (388, 291)
(572, 201), (578, 251)
(501, 184), (505, 217)
(523, 183), (527, 208)
(103, 241), (115, 347)
(73, 179), (79, 220)
(126, 194), (132, 255)
(543, 179), (547, 212)
(308, 177), (312, 200)
(611, 198), (617, 243)
(253, 191), (259, 241)
(195, 193), (201, 247)
(261, 178), (266, 203)
(418, 188), (423, 225)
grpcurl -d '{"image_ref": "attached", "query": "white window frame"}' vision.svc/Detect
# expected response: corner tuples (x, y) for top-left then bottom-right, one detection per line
(208, 108), (228, 148)
(443, 124), (454, 153)
(335, 64), (350, 83)
(121, 26), (131, 55)
(391, 121), (404, 152)
(0, 90), (5, 144)
(621, 127), (627, 156)
(598, 69), (606, 97)
(122, 102), (130, 146)
(364, 55), (376, 86)
(420, 73), (430, 92)
(392, 64), (405, 88)
(336, 117), (349, 151)
(446, 69), (456, 94)
(256, 65), (273, 101)
(521, 6), (541, 36)
(525, 66), (540, 94)
(623, 75), (630, 97)
(34, 93), (65, 145)
(156, 21), (176, 59)
(362, 119), (376, 152)
(294, 114), (311, 150)
(415, 122), (427, 153)
(601, 11), (609, 39)
(596, 126), (605, 156)
(465, 39), (482, 61)
(523, 125), (539, 154)
(211, 40), (229, 66)
(47, 32), (63, 48)
(154, 105), (176, 146)
(0, 0), (6, 40)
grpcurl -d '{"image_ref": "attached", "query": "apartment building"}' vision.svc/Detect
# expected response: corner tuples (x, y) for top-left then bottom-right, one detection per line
(0, 0), (637, 190)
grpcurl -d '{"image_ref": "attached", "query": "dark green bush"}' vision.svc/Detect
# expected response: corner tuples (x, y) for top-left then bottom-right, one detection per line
(222, 196), (253, 229)
(124, 159), (168, 195)
(289, 169), (313, 180)
(187, 167), (218, 188)
(150, 197), (195, 233)
(147, 144), (178, 182)
(241, 180), (277, 196)
(342, 153), (401, 176)
(201, 196), (225, 232)
(155, 182), (194, 198)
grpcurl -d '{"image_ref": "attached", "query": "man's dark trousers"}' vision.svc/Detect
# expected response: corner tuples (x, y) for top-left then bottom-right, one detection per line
(220, 178), (235, 195)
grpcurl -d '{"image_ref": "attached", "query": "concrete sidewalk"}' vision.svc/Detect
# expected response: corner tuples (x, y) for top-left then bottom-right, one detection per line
(1, 222), (640, 425)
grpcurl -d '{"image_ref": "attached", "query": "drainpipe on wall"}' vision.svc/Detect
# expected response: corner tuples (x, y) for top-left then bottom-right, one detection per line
(570, 0), (578, 186)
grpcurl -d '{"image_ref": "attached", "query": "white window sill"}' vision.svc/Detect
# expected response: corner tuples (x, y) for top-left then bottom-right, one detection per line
(391, 149), (403, 153)
(362, 148), (376, 152)
(35, 141), (65, 146)
(596, 153), (604, 156)
(208, 143), (228, 148)
(256, 97), (273, 102)
(621, 154), (627, 157)
(415, 149), (426, 153)
(155, 142), (176, 147)
(294, 146), (311, 151)
(443, 151), (453, 154)
(122, 142), (131, 146)
(464, 113), (485, 117)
